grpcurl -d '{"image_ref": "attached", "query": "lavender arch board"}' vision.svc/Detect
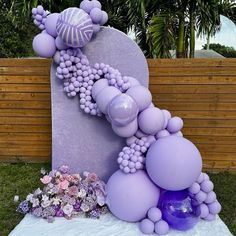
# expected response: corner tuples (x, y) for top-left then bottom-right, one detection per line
(51, 27), (149, 182)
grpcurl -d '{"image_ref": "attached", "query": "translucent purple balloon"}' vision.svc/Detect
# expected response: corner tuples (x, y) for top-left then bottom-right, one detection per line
(106, 170), (160, 222)
(112, 118), (138, 138)
(96, 86), (121, 114)
(146, 136), (202, 191)
(108, 93), (138, 126)
(138, 107), (165, 135)
(45, 13), (59, 37)
(126, 85), (152, 111)
(159, 190), (200, 231)
(56, 8), (93, 48)
(33, 33), (56, 58)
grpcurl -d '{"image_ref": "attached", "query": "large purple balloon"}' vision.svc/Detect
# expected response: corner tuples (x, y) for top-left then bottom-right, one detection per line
(33, 33), (56, 58)
(106, 170), (160, 222)
(159, 190), (200, 231)
(45, 13), (59, 37)
(146, 136), (202, 191)
(108, 93), (138, 126)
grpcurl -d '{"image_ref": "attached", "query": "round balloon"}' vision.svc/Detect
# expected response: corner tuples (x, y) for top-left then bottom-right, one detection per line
(55, 36), (68, 50)
(159, 190), (200, 231)
(108, 93), (138, 126)
(92, 79), (109, 100)
(106, 170), (160, 222)
(33, 33), (56, 58)
(56, 8), (93, 48)
(146, 136), (202, 191)
(45, 13), (60, 37)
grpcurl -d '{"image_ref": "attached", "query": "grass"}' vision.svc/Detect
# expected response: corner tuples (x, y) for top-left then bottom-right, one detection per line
(0, 163), (235, 236)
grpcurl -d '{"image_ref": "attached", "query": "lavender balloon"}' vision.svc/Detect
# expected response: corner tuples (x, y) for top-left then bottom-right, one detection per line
(45, 13), (59, 37)
(159, 190), (200, 231)
(108, 94), (138, 126)
(56, 8), (93, 48)
(106, 170), (160, 222)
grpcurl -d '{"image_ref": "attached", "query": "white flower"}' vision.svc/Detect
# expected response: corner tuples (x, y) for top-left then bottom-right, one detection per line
(26, 194), (34, 202)
(41, 199), (51, 208)
(34, 188), (42, 196)
(80, 203), (90, 212)
(40, 167), (46, 175)
(63, 204), (73, 216)
(31, 198), (40, 207)
(52, 197), (60, 205)
(13, 195), (19, 202)
(41, 195), (49, 202)
(77, 189), (87, 198)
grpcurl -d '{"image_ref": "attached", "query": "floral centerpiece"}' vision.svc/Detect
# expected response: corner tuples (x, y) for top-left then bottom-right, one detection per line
(17, 166), (108, 222)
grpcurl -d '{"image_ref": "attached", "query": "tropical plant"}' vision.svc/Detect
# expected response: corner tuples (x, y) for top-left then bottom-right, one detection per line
(203, 43), (236, 58)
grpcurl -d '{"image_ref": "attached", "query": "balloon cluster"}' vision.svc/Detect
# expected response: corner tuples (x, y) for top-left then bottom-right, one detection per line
(30, 2), (222, 235)
(139, 207), (169, 235)
(189, 172), (222, 221)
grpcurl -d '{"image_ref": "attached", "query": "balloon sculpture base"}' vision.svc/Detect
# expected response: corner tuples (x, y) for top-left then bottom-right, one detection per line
(10, 213), (233, 236)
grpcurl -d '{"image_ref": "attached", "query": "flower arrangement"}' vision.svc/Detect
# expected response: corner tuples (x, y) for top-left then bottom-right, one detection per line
(17, 165), (108, 222)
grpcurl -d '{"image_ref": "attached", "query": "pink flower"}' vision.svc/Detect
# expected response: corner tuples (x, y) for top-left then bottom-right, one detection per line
(87, 173), (99, 182)
(68, 186), (78, 196)
(59, 180), (69, 190)
(40, 175), (52, 185)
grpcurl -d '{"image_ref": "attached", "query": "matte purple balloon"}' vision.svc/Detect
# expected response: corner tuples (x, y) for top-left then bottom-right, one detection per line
(100, 11), (108, 25)
(154, 220), (169, 235)
(126, 85), (152, 111)
(45, 13), (59, 37)
(106, 170), (160, 222)
(208, 201), (221, 214)
(108, 93), (138, 126)
(90, 8), (103, 23)
(92, 79), (109, 100)
(55, 36), (68, 50)
(33, 33), (56, 58)
(53, 51), (61, 64)
(167, 117), (184, 133)
(128, 76), (140, 87)
(138, 107), (165, 135)
(162, 109), (171, 129)
(139, 219), (154, 234)
(96, 86), (121, 114)
(112, 118), (138, 138)
(147, 207), (162, 223)
(159, 190), (200, 231)
(146, 136), (202, 191)
(201, 180), (214, 193)
(80, 0), (94, 13)
(156, 130), (170, 139)
(199, 203), (209, 218)
(91, 0), (102, 9)
(205, 191), (216, 204)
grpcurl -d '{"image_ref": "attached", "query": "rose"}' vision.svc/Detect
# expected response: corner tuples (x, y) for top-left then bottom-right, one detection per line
(62, 204), (73, 217)
(40, 175), (52, 185)
(68, 186), (78, 196)
(87, 173), (99, 182)
(59, 180), (69, 190)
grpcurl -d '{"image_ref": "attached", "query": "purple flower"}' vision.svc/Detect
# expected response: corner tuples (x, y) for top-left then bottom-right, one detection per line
(41, 206), (56, 218)
(17, 200), (29, 214)
(55, 208), (64, 217)
(47, 216), (55, 223)
(49, 169), (57, 177)
(89, 209), (101, 218)
(73, 201), (81, 212)
(32, 207), (43, 217)
(59, 165), (69, 174)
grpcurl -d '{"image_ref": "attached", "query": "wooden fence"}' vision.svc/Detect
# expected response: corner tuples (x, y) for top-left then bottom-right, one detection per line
(0, 58), (236, 172)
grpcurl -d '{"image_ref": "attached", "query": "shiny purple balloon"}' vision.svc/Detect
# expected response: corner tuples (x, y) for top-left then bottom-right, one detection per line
(159, 190), (200, 231)
(108, 93), (138, 126)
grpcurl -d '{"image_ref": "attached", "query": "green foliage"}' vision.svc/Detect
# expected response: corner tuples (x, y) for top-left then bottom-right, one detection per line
(203, 43), (236, 58)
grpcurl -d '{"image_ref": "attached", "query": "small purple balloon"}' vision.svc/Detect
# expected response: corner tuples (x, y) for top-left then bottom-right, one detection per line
(90, 8), (103, 24)
(112, 118), (138, 138)
(45, 13), (60, 37)
(128, 76), (140, 87)
(167, 117), (184, 133)
(80, 0), (94, 13)
(154, 220), (169, 235)
(92, 79), (109, 100)
(55, 36), (68, 50)
(33, 33), (56, 58)
(106, 170), (160, 222)
(100, 11), (108, 25)
(147, 207), (162, 223)
(159, 190), (200, 231)
(139, 219), (155, 234)
(108, 93), (138, 126)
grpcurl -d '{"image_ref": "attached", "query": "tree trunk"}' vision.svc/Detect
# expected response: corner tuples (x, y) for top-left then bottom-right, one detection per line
(206, 32), (211, 50)
(189, 13), (195, 58)
(176, 17), (185, 58)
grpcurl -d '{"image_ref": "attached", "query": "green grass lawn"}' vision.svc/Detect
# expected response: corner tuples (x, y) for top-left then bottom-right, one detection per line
(0, 163), (235, 236)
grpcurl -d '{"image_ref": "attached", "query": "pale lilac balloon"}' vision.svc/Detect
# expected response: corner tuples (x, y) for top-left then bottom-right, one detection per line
(188, 182), (201, 194)
(146, 136), (202, 191)
(106, 170), (160, 222)
(92, 79), (109, 100)
(100, 11), (108, 25)
(138, 107), (165, 135)
(147, 207), (162, 223)
(197, 173), (205, 184)
(172, 131), (183, 137)
(126, 136), (137, 146)
(90, 8), (103, 23)
(126, 85), (152, 111)
(108, 94), (138, 126)
(154, 220), (169, 235)
(167, 117), (184, 133)
(93, 24), (101, 33)
(208, 201), (221, 214)
(91, 0), (102, 9)
(53, 51), (61, 64)
(135, 130), (146, 138)
(199, 203), (209, 218)
(96, 86), (121, 114)
(139, 219), (154, 234)
(201, 180), (214, 193)
(162, 109), (171, 129)
(128, 76), (140, 87)
(195, 190), (207, 203)
(80, 0), (94, 13)
(45, 13), (59, 37)
(33, 33), (56, 58)
(204, 213), (216, 221)
(55, 36), (68, 50)
(156, 130), (170, 139)
(56, 8), (93, 48)
(112, 119), (138, 138)
(205, 191), (217, 204)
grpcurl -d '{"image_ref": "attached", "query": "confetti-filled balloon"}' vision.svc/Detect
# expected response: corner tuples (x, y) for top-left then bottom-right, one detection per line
(108, 93), (138, 126)
(45, 13), (59, 37)
(56, 8), (93, 48)
(33, 33), (56, 58)
(106, 170), (160, 222)
(159, 190), (200, 231)
(146, 136), (202, 190)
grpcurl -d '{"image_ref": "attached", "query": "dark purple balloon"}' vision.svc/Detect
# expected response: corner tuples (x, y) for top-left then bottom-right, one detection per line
(159, 190), (200, 231)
